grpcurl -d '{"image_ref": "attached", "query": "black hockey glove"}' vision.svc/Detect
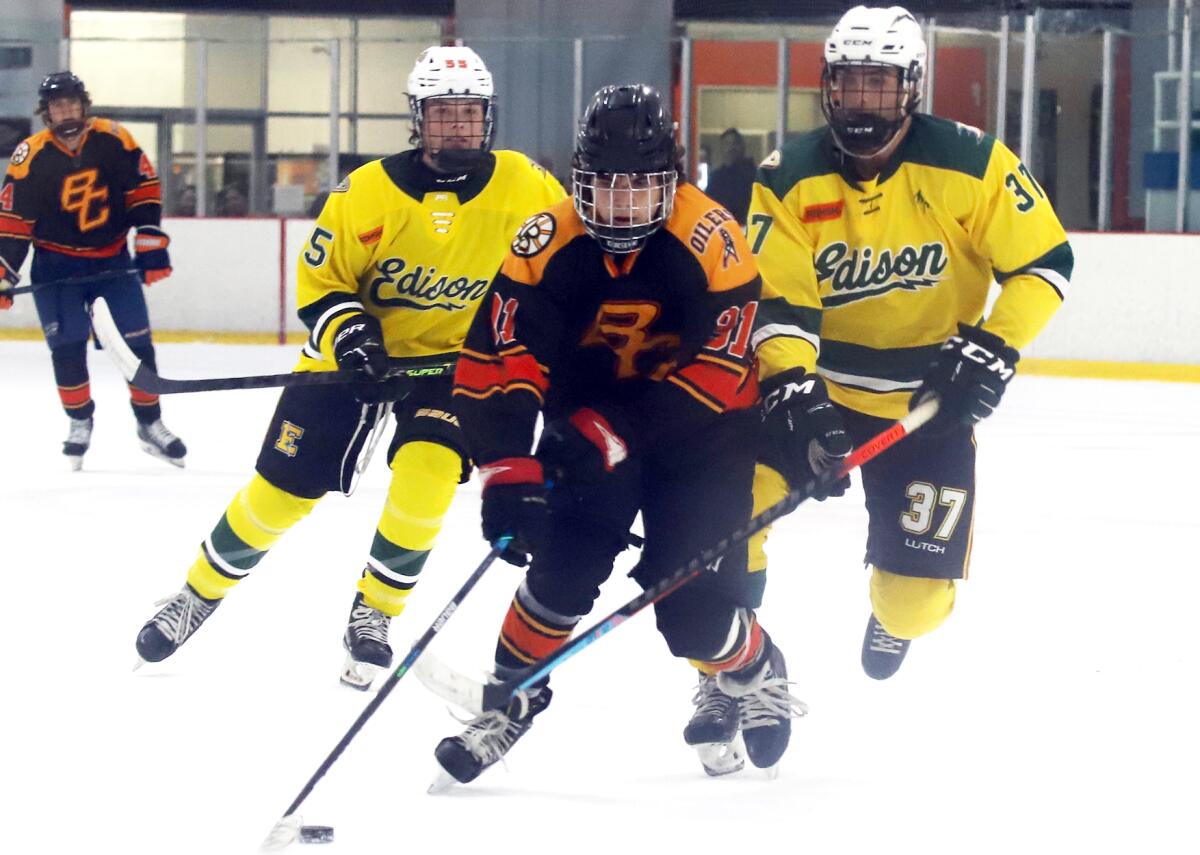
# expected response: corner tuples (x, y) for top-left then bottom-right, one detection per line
(0, 253), (17, 310)
(537, 406), (632, 484)
(478, 457), (551, 567)
(333, 313), (407, 404)
(760, 368), (851, 500)
(134, 226), (172, 285)
(913, 323), (1020, 428)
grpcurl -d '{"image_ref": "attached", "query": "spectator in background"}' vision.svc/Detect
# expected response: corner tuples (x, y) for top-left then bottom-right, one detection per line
(215, 182), (248, 217)
(706, 128), (757, 224)
(174, 184), (197, 217)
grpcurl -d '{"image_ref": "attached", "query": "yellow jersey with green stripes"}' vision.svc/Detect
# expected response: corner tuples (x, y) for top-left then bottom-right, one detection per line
(748, 114), (1072, 419)
(295, 149), (565, 370)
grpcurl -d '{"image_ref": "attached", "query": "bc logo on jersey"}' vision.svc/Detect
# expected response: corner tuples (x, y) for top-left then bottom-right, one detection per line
(511, 213), (555, 257)
(816, 240), (948, 308)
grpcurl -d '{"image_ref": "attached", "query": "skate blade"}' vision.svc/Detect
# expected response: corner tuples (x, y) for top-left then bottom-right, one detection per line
(339, 655), (382, 691)
(260, 814), (302, 851)
(139, 441), (186, 468)
(763, 763), (781, 781)
(427, 769), (458, 795)
(66, 455), (83, 472)
(695, 735), (746, 777)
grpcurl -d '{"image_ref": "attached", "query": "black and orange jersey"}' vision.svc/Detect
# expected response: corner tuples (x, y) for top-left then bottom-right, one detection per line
(0, 118), (162, 267)
(453, 183), (762, 464)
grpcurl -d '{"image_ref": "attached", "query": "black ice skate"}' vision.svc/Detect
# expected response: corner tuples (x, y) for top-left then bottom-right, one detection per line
(135, 584), (221, 665)
(63, 415), (93, 471)
(340, 593), (393, 691)
(717, 635), (808, 776)
(684, 673), (746, 776)
(137, 418), (187, 468)
(861, 614), (911, 680)
(429, 685), (552, 792)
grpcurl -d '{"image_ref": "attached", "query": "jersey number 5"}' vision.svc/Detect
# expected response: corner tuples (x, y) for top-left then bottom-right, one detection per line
(303, 227), (334, 267)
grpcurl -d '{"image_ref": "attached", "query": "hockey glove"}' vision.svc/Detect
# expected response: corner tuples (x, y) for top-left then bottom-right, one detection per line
(913, 323), (1020, 427)
(0, 254), (17, 310)
(479, 457), (551, 567)
(537, 406), (631, 484)
(134, 226), (172, 285)
(333, 313), (408, 404)
(760, 368), (851, 500)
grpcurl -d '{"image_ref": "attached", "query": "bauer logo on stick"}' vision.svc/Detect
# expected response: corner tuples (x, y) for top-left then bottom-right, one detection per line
(511, 212), (555, 257)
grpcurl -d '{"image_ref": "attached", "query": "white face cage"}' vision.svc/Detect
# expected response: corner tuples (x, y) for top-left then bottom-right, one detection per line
(572, 169), (678, 255)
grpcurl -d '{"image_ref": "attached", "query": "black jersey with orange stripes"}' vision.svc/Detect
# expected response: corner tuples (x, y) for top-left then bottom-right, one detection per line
(0, 118), (162, 266)
(453, 183), (762, 464)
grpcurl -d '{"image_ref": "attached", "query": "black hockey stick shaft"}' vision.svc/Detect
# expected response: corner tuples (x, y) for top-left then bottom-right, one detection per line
(6, 266), (140, 295)
(477, 399), (940, 711)
(273, 538), (511, 825)
(126, 355), (456, 394)
(90, 296), (455, 393)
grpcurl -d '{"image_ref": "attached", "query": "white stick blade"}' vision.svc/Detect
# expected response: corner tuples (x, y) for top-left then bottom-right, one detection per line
(89, 297), (141, 382)
(413, 652), (485, 715)
(260, 814), (302, 852)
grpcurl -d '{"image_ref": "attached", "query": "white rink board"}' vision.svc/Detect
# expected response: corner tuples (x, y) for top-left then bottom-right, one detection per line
(2, 223), (1199, 365)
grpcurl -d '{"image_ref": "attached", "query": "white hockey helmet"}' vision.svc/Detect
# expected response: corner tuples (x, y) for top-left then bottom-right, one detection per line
(820, 6), (927, 157)
(407, 45), (496, 170)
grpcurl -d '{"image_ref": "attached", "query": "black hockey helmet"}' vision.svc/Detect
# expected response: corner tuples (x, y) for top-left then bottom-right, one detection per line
(572, 84), (682, 254)
(37, 72), (91, 142)
(37, 71), (91, 114)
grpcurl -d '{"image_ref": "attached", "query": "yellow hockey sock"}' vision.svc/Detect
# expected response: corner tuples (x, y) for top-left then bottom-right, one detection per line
(869, 566), (957, 640)
(187, 474), (319, 600)
(748, 463), (789, 574)
(357, 441), (461, 616)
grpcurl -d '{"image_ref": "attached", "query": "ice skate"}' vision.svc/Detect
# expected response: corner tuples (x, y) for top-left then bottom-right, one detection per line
(340, 593), (393, 690)
(135, 584), (220, 664)
(430, 685), (552, 791)
(684, 672), (746, 776)
(63, 415), (93, 471)
(718, 635), (808, 776)
(861, 614), (910, 680)
(137, 418), (187, 467)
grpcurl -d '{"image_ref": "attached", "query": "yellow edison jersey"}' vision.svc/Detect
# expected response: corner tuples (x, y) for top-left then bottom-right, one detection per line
(749, 114), (1073, 419)
(294, 149), (565, 370)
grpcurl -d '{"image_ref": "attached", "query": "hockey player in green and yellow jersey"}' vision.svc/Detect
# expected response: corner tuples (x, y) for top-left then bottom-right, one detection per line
(745, 6), (1072, 679)
(132, 46), (565, 685)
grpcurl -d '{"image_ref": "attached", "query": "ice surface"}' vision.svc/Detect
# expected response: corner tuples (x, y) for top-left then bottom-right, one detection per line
(2, 339), (1197, 855)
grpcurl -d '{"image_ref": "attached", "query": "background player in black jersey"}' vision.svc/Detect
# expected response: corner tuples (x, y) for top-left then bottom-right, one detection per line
(0, 72), (185, 469)
(430, 85), (807, 789)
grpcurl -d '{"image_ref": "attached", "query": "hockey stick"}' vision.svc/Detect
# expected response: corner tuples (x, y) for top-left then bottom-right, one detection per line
(5, 266), (140, 296)
(260, 537), (513, 852)
(90, 296), (456, 394)
(415, 397), (941, 716)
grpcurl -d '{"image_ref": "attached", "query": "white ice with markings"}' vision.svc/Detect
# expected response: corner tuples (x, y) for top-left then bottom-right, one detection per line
(2, 339), (1197, 855)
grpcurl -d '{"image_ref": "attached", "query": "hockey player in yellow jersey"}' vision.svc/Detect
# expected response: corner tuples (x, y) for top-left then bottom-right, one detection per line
(132, 46), (564, 685)
(747, 6), (1072, 679)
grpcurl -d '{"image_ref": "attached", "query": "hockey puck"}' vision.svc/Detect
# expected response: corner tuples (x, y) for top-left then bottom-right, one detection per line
(299, 825), (335, 844)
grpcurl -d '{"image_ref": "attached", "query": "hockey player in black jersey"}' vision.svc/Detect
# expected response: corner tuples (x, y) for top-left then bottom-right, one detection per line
(431, 85), (807, 788)
(0, 72), (185, 469)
